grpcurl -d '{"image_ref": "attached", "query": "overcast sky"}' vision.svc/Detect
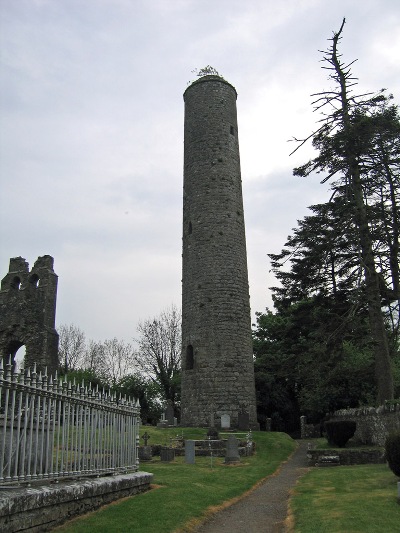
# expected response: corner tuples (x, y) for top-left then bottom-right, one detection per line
(1, 0), (399, 348)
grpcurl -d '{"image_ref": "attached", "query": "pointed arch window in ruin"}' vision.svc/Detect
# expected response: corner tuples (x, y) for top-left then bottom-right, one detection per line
(29, 274), (39, 288)
(11, 276), (21, 290)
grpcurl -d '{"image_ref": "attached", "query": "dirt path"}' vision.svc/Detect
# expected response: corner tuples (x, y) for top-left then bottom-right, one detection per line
(193, 440), (309, 533)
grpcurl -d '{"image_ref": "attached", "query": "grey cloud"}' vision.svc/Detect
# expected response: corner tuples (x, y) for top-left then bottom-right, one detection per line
(1, 0), (399, 342)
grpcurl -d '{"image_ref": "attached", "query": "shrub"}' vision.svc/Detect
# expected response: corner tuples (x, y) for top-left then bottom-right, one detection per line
(385, 431), (400, 477)
(151, 444), (162, 456)
(207, 427), (219, 439)
(324, 420), (356, 448)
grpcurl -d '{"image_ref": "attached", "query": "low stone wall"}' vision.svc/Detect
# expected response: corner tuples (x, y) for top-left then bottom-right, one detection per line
(332, 404), (400, 446)
(0, 471), (153, 533)
(307, 448), (386, 467)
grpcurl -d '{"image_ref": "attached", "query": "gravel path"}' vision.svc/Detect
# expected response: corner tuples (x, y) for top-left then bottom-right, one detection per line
(194, 440), (309, 533)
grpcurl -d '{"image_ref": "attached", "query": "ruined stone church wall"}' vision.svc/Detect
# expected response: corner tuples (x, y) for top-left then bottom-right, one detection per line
(0, 255), (59, 374)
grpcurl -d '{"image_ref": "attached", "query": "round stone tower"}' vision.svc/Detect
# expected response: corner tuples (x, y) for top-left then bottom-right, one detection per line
(181, 75), (257, 428)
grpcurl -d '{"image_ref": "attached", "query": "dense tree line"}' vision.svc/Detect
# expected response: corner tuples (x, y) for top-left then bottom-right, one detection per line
(57, 305), (181, 424)
(254, 19), (399, 432)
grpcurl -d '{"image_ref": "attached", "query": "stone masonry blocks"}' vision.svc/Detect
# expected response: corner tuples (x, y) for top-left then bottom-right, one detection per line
(0, 256), (59, 375)
(180, 75), (257, 428)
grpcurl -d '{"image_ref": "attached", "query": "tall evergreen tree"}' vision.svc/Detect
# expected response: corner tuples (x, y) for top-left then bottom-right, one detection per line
(291, 18), (399, 403)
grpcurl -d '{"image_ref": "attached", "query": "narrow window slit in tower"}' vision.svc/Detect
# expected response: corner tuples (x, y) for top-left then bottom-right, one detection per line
(230, 125), (235, 135)
(186, 345), (194, 370)
(189, 221), (193, 234)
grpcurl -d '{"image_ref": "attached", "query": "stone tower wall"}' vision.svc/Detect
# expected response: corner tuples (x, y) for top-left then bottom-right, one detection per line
(0, 255), (59, 374)
(181, 75), (257, 428)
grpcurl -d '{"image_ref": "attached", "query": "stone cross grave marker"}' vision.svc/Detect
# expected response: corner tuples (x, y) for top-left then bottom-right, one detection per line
(139, 431), (152, 461)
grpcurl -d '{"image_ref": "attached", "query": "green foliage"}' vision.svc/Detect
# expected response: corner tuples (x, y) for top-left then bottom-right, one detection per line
(324, 420), (357, 447)
(59, 368), (108, 390)
(289, 19), (399, 403)
(269, 197), (362, 304)
(192, 65), (222, 78)
(384, 430), (400, 477)
(59, 369), (163, 425)
(253, 310), (300, 431)
(115, 374), (163, 425)
(253, 296), (376, 429)
(258, 19), (400, 419)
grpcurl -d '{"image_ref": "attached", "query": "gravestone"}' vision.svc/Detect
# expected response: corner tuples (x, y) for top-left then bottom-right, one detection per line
(138, 446), (152, 461)
(185, 440), (196, 464)
(221, 413), (230, 429)
(165, 402), (175, 426)
(224, 435), (240, 464)
(238, 409), (250, 430)
(142, 432), (150, 446)
(160, 447), (175, 462)
(138, 431), (152, 461)
(207, 426), (219, 439)
(156, 416), (168, 428)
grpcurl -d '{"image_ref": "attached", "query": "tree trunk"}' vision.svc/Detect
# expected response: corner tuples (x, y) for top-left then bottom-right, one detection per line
(351, 166), (394, 402)
(331, 21), (394, 402)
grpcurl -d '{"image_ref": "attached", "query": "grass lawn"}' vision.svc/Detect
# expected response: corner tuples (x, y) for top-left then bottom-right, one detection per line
(54, 429), (295, 533)
(289, 464), (400, 533)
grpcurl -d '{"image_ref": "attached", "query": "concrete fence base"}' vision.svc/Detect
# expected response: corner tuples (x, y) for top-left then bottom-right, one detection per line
(0, 471), (153, 533)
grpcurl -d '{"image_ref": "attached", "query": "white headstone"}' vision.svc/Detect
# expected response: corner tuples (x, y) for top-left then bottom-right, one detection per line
(221, 413), (230, 429)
